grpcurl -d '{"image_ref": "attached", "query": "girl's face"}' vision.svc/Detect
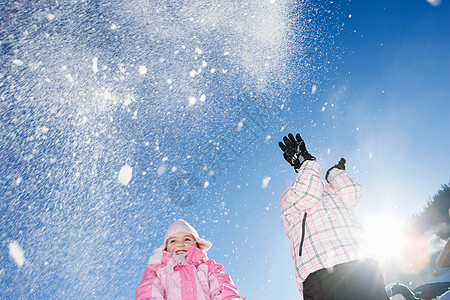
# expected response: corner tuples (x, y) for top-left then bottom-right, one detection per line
(166, 232), (196, 254)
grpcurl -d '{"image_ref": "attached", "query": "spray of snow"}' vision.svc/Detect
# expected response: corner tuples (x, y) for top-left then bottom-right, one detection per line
(118, 0), (292, 92)
(0, 0), (332, 298)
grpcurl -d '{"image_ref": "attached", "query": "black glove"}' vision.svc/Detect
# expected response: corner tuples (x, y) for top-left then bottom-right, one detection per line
(326, 158), (346, 182)
(278, 133), (315, 172)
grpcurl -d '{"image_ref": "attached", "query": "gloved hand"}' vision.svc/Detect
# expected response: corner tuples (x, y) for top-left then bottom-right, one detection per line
(326, 158), (346, 182)
(278, 133), (315, 172)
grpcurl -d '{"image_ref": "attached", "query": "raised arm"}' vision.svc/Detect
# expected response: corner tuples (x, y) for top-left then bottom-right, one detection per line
(279, 133), (323, 216)
(325, 158), (364, 211)
(280, 160), (324, 216)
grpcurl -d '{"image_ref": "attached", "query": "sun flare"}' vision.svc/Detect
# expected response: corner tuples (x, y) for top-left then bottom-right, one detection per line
(364, 214), (408, 262)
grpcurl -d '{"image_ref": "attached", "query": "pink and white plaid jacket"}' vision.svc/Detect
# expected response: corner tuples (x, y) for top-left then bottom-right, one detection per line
(280, 160), (370, 294)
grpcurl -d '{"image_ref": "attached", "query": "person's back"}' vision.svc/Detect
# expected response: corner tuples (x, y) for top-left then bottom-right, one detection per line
(280, 159), (369, 290)
(278, 133), (389, 300)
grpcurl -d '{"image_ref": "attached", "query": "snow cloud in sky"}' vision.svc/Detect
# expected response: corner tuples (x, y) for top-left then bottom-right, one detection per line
(117, 0), (292, 92)
(426, 0), (441, 6)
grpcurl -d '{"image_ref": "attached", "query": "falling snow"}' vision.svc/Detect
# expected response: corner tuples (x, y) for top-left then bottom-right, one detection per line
(8, 241), (25, 267)
(261, 176), (271, 189)
(118, 163), (133, 186)
(0, 0), (340, 298)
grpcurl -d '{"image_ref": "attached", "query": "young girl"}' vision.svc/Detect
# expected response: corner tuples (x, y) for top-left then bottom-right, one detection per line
(136, 219), (245, 300)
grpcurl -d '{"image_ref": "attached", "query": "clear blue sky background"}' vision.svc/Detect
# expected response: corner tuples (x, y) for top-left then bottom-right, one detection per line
(0, 0), (449, 299)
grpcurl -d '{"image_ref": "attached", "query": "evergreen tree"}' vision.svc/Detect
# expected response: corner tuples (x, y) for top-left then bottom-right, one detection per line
(385, 182), (450, 288)
(406, 182), (450, 240)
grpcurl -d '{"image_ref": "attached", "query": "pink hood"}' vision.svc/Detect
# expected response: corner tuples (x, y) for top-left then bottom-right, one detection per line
(155, 219), (212, 253)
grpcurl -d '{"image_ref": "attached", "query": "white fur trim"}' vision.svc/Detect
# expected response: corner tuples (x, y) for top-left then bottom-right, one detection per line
(147, 251), (164, 265)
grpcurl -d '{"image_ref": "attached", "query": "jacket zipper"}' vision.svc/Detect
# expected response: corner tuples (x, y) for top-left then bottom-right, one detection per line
(299, 212), (307, 256)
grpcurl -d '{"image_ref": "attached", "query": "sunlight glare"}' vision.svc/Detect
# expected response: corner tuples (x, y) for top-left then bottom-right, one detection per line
(364, 214), (407, 262)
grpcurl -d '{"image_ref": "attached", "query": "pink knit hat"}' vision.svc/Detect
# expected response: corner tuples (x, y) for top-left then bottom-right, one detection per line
(155, 219), (212, 253)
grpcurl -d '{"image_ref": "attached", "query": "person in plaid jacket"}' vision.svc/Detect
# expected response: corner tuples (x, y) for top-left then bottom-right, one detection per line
(278, 133), (389, 300)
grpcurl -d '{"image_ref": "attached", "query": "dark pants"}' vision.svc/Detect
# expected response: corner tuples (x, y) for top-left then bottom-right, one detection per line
(302, 259), (389, 300)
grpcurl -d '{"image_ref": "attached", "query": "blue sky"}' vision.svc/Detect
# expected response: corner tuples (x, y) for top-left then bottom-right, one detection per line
(0, 0), (449, 299)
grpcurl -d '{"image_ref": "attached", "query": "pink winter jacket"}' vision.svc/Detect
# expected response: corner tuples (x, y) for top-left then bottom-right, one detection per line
(136, 246), (244, 300)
